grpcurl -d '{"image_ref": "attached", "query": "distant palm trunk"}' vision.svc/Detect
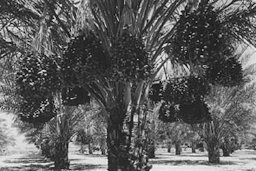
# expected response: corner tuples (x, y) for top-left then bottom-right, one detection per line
(88, 142), (93, 154)
(101, 146), (106, 155)
(100, 138), (107, 155)
(167, 141), (172, 153)
(221, 138), (231, 156)
(221, 143), (231, 156)
(191, 141), (197, 153)
(80, 144), (85, 153)
(175, 140), (182, 155)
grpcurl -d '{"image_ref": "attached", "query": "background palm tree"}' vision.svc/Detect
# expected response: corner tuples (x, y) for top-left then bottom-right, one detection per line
(74, 102), (107, 155)
(198, 81), (256, 163)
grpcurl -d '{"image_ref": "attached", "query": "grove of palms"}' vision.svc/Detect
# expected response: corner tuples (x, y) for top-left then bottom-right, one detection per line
(1, 0), (256, 171)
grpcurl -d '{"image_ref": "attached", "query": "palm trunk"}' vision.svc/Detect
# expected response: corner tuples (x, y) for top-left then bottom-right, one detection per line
(175, 140), (182, 155)
(101, 146), (106, 155)
(221, 145), (230, 156)
(53, 104), (71, 170)
(207, 136), (220, 163)
(107, 107), (131, 171)
(221, 138), (231, 156)
(80, 143), (85, 153)
(167, 141), (172, 153)
(191, 141), (196, 153)
(147, 141), (155, 158)
(100, 138), (106, 155)
(88, 143), (93, 154)
(106, 82), (151, 171)
(54, 139), (70, 170)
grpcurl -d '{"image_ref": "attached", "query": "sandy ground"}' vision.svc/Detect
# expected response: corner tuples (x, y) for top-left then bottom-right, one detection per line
(1, 144), (256, 171)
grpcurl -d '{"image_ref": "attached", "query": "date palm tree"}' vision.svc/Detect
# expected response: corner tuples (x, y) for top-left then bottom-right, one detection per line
(198, 81), (256, 163)
(2, 1), (256, 170)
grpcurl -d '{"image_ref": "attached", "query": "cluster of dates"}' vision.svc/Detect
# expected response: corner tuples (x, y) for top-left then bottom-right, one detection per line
(149, 76), (211, 124)
(172, 3), (243, 87)
(16, 53), (90, 124)
(152, 2), (244, 124)
(16, 30), (151, 124)
(16, 53), (60, 123)
(61, 31), (151, 84)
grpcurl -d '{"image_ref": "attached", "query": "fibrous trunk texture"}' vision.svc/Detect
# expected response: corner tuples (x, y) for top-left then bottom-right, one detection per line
(207, 136), (220, 164)
(107, 107), (131, 171)
(54, 140), (69, 170)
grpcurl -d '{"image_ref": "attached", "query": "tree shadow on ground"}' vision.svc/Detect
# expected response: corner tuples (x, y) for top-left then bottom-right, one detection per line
(1, 153), (106, 171)
(155, 153), (208, 158)
(4, 158), (51, 164)
(0, 164), (53, 171)
(239, 157), (256, 161)
(70, 164), (106, 170)
(149, 159), (237, 166)
(73, 153), (106, 158)
(1, 160), (106, 171)
(1, 152), (53, 170)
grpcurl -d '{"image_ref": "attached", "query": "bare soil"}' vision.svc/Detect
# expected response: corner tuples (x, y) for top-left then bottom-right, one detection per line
(1, 145), (256, 171)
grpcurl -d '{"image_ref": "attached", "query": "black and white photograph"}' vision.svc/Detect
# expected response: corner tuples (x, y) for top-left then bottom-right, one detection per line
(1, 0), (256, 170)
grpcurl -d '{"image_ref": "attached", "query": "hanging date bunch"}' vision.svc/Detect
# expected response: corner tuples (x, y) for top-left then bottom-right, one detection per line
(16, 52), (60, 97)
(179, 100), (212, 124)
(158, 102), (179, 123)
(163, 75), (210, 104)
(111, 31), (151, 82)
(172, 2), (229, 66)
(62, 87), (90, 106)
(158, 100), (211, 124)
(16, 52), (60, 124)
(18, 96), (57, 124)
(61, 31), (109, 87)
(158, 75), (212, 124)
(206, 57), (243, 87)
(172, 0), (244, 87)
(163, 77), (189, 104)
(148, 81), (163, 103)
